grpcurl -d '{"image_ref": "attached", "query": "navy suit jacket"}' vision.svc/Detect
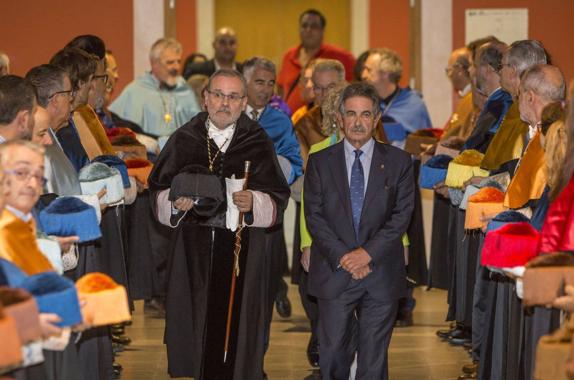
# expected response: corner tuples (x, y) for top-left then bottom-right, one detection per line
(304, 140), (414, 301)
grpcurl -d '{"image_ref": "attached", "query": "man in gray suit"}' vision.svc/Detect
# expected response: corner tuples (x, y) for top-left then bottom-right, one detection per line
(304, 82), (415, 379)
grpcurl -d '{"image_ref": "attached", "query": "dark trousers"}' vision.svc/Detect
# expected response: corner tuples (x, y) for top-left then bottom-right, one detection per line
(299, 270), (319, 338)
(317, 282), (398, 380)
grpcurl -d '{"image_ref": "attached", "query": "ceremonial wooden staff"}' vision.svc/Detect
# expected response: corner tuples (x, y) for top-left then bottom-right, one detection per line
(223, 160), (251, 363)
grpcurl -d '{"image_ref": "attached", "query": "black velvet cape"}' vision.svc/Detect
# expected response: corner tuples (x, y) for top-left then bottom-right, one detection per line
(149, 112), (290, 379)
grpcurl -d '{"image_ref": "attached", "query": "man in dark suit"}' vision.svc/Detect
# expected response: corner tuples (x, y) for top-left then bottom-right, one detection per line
(304, 82), (415, 379)
(182, 27), (243, 79)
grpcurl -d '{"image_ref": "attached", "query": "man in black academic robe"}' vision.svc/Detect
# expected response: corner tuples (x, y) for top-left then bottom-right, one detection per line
(149, 69), (290, 380)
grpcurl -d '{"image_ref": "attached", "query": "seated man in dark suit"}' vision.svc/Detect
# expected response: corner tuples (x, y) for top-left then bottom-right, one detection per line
(304, 82), (415, 379)
(182, 27), (243, 79)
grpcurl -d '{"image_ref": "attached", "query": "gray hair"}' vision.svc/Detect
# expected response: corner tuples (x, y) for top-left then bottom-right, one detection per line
(369, 48), (403, 84)
(313, 59), (345, 83)
(25, 64), (68, 107)
(520, 64), (566, 103)
(205, 69), (247, 96)
(0, 52), (9, 76)
(507, 40), (547, 76)
(0, 140), (45, 166)
(149, 38), (182, 62)
(338, 82), (381, 116)
(242, 57), (276, 82)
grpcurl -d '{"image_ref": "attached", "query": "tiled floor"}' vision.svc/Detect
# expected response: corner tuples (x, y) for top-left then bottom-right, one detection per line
(118, 285), (470, 379)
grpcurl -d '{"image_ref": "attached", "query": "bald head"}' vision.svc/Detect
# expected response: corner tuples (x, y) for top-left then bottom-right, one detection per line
(447, 47), (471, 93)
(521, 65), (565, 103)
(518, 64), (565, 126)
(32, 107), (53, 146)
(213, 27), (238, 65)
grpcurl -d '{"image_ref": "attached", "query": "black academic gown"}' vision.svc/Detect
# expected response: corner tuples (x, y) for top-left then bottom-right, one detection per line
(149, 112), (290, 380)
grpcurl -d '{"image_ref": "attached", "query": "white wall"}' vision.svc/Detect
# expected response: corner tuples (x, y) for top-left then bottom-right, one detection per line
(133, 0), (165, 77)
(420, 0), (453, 128)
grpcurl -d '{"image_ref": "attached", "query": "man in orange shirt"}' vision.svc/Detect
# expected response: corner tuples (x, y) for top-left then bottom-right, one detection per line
(278, 9), (355, 113)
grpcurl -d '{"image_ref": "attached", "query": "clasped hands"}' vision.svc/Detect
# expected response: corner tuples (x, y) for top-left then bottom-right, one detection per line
(174, 190), (253, 213)
(340, 247), (372, 280)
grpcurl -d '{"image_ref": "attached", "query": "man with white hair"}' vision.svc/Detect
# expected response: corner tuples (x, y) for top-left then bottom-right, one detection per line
(110, 38), (200, 137)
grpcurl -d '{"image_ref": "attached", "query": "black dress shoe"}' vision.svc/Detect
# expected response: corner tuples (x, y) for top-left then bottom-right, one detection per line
(112, 342), (124, 354)
(449, 331), (471, 346)
(112, 334), (132, 346)
(436, 326), (462, 339)
(462, 361), (478, 374)
(275, 294), (292, 318)
(307, 335), (320, 368)
(111, 325), (125, 335)
(144, 298), (166, 318)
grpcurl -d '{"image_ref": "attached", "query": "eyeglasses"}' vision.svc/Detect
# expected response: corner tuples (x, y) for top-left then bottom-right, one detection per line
(93, 74), (109, 84)
(206, 90), (245, 103)
(49, 89), (75, 100)
(4, 169), (47, 186)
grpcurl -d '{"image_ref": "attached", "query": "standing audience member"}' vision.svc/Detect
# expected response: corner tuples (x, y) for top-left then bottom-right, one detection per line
(278, 9), (355, 112)
(110, 38), (200, 138)
(183, 27), (242, 79)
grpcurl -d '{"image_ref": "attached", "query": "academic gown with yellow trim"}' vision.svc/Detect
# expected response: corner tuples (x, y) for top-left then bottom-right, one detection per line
(0, 209), (53, 275)
(480, 102), (529, 172)
(72, 104), (115, 160)
(503, 131), (547, 209)
(442, 91), (476, 141)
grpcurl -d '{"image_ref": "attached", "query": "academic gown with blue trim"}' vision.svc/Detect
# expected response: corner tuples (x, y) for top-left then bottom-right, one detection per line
(379, 87), (432, 143)
(257, 106), (303, 185)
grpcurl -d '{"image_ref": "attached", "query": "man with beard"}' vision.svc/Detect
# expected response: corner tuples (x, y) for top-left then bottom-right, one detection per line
(0, 75), (37, 142)
(183, 27), (243, 79)
(110, 38), (201, 138)
(149, 69), (289, 379)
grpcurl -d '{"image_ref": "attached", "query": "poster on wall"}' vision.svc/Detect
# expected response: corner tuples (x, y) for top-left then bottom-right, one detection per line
(465, 8), (528, 45)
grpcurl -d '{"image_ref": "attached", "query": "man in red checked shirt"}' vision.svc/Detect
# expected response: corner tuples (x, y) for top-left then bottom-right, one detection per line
(278, 9), (356, 113)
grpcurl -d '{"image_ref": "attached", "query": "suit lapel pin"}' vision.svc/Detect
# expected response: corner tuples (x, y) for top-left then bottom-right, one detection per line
(380, 164), (385, 170)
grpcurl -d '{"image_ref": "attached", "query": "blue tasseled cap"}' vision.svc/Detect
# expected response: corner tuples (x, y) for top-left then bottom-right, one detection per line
(0, 259), (27, 287)
(92, 155), (130, 188)
(419, 154), (453, 189)
(486, 210), (531, 232)
(383, 123), (408, 142)
(79, 162), (115, 182)
(426, 154), (453, 169)
(20, 272), (83, 327)
(39, 197), (102, 243)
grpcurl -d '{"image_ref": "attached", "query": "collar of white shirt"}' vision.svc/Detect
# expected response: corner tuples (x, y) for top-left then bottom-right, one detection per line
(528, 123), (540, 140)
(458, 83), (471, 98)
(245, 105), (265, 120)
(214, 60), (237, 72)
(6, 205), (32, 223)
(207, 118), (235, 152)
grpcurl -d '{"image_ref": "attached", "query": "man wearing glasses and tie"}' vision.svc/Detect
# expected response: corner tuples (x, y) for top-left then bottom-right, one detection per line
(149, 69), (290, 379)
